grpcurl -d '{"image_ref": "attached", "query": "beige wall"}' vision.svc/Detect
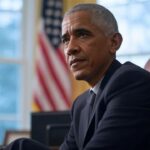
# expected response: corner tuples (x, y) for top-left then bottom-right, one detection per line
(63, 0), (96, 12)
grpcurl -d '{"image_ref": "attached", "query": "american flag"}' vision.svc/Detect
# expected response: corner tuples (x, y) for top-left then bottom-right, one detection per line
(33, 0), (72, 111)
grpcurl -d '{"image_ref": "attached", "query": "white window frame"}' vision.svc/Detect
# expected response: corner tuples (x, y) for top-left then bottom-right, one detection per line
(21, 0), (40, 129)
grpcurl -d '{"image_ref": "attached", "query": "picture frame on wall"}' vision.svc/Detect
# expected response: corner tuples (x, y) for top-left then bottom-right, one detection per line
(3, 130), (30, 145)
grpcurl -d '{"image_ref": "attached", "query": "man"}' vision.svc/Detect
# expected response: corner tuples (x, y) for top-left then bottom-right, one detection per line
(60, 3), (150, 150)
(1, 3), (150, 150)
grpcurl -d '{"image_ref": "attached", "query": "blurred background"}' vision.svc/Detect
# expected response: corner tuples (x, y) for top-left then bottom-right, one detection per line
(0, 0), (150, 145)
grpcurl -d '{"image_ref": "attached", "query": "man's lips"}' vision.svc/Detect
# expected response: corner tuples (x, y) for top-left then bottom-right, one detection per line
(70, 58), (85, 66)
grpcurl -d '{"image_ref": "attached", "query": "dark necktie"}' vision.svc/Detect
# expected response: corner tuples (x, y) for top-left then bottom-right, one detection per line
(82, 90), (96, 142)
(88, 90), (96, 122)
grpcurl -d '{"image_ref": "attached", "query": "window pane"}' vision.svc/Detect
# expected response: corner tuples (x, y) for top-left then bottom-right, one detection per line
(97, 0), (150, 55)
(0, 12), (22, 58)
(0, 0), (23, 145)
(0, 64), (21, 114)
(117, 54), (150, 68)
(0, 0), (22, 11)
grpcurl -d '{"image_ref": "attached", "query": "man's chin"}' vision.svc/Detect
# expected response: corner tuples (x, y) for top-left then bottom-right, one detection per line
(73, 72), (86, 81)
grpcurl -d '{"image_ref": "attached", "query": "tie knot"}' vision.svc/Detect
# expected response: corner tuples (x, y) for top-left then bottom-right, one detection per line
(90, 90), (96, 97)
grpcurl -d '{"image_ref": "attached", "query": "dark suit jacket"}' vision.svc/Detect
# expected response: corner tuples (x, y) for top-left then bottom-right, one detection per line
(60, 59), (150, 150)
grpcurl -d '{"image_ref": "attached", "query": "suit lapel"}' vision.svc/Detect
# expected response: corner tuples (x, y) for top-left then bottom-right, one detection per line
(79, 92), (91, 147)
(82, 59), (121, 148)
(89, 59), (122, 123)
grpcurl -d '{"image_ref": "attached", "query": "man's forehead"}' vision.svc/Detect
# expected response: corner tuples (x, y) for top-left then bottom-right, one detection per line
(62, 11), (92, 25)
(62, 12), (93, 31)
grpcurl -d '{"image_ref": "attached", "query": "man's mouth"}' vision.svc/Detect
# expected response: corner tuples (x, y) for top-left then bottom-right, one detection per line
(70, 58), (85, 66)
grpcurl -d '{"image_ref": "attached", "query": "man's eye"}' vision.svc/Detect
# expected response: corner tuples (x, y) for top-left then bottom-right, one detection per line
(77, 32), (87, 38)
(62, 38), (69, 44)
(76, 30), (91, 39)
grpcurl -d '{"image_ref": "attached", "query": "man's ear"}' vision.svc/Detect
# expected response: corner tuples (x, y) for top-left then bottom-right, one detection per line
(110, 32), (123, 54)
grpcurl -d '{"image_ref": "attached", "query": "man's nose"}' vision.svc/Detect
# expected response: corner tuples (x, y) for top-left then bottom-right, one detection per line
(66, 38), (80, 55)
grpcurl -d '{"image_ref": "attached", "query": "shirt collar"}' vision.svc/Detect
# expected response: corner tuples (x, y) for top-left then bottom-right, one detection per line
(90, 78), (103, 95)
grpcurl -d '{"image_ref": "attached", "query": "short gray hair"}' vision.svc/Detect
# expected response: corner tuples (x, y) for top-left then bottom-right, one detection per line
(64, 3), (119, 36)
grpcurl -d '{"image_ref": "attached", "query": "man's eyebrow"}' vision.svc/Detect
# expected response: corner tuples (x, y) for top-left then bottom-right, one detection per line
(74, 28), (91, 34)
(61, 28), (91, 39)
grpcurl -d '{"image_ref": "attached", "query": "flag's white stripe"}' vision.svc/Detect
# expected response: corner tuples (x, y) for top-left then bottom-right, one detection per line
(38, 44), (69, 109)
(41, 32), (71, 98)
(33, 18), (71, 111)
(34, 68), (53, 110)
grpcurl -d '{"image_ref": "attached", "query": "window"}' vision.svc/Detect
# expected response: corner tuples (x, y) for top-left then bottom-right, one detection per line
(97, 0), (150, 68)
(0, 0), (36, 144)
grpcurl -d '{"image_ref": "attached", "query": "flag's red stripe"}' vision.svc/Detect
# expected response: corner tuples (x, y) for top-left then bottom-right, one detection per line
(56, 49), (71, 107)
(36, 63), (57, 110)
(56, 47), (69, 72)
(39, 34), (71, 107)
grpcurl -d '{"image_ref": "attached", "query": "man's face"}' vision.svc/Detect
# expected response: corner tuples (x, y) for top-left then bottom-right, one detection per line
(61, 11), (116, 86)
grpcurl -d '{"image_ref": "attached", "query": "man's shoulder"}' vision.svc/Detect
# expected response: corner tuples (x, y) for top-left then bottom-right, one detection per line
(122, 61), (143, 70)
(104, 61), (150, 91)
(120, 61), (150, 77)
(102, 61), (150, 101)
